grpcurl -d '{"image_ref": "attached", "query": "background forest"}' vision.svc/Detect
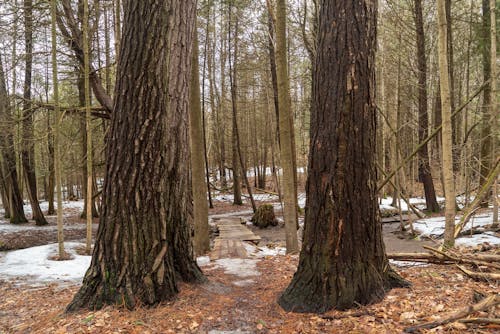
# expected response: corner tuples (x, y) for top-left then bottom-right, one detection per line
(0, 0), (497, 222)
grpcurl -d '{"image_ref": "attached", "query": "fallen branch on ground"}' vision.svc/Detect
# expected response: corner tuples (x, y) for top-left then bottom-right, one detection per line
(387, 246), (500, 271)
(456, 265), (500, 281)
(404, 294), (500, 333)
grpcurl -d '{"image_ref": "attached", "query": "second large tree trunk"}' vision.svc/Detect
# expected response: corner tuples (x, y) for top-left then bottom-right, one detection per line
(278, 0), (407, 313)
(67, 0), (204, 311)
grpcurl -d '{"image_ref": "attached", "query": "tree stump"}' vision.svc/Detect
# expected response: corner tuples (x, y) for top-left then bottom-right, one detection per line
(251, 204), (278, 228)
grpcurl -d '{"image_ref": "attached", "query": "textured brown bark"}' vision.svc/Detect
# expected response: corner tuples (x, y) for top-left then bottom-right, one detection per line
(278, 0), (407, 313)
(413, 0), (439, 213)
(67, 0), (204, 312)
(21, 0), (47, 226)
(0, 56), (27, 224)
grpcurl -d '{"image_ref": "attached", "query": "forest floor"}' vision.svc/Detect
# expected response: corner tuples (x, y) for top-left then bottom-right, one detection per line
(0, 195), (499, 333)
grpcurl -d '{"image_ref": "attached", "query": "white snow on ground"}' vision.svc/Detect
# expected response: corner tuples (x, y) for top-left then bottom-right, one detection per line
(389, 260), (429, 268)
(0, 242), (90, 283)
(0, 200), (90, 233)
(214, 258), (259, 278)
(0, 199), (84, 220)
(379, 196), (445, 213)
(196, 256), (211, 266)
(412, 211), (500, 246)
(212, 192), (280, 203)
(243, 242), (286, 258)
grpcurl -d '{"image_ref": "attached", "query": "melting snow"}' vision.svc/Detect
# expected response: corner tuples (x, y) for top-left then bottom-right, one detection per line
(412, 210), (500, 247)
(0, 242), (90, 283)
(214, 258), (260, 278)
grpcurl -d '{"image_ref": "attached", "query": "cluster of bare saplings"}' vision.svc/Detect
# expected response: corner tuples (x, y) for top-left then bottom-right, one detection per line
(0, 0), (498, 330)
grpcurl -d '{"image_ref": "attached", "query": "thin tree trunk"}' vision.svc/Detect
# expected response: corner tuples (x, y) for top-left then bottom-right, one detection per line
(228, 7), (255, 212)
(479, 0), (492, 201)
(437, 0), (456, 249)
(490, 0), (498, 225)
(228, 4), (242, 206)
(276, 0), (298, 253)
(190, 28), (210, 255)
(201, 10), (213, 210)
(414, 0), (439, 212)
(21, 0), (48, 226)
(51, 0), (65, 258)
(82, 0), (93, 255)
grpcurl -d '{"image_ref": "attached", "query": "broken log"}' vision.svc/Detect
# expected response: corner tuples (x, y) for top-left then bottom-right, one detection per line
(456, 265), (500, 281)
(404, 294), (500, 333)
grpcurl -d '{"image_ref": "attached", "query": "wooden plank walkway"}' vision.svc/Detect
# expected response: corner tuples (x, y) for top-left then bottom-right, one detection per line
(210, 218), (261, 260)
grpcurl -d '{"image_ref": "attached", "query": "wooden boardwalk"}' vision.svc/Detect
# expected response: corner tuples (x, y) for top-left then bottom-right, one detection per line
(210, 218), (261, 260)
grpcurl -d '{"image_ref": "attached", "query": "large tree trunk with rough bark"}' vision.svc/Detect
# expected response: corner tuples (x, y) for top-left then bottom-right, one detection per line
(67, 0), (204, 312)
(278, 0), (408, 313)
(414, 0), (439, 213)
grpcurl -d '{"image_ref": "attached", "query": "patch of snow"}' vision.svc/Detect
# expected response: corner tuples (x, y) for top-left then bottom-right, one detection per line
(455, 232), (499, 247)
(196, 256), (211, 267)
(389, 260), (429, 268)
(243, 242), (286, 258)
(379, 196), (445, 213)
(233, 279), (255, 287)
(0, 242), (90, 283)
(412, 210), (500, 247)
(214, 258), (259, 278)
(209, 210), (254, 220)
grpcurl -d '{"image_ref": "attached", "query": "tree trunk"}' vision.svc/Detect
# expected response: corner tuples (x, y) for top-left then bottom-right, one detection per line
(276, 0), (298, 254)
(67, 0), (204, 312)
(21, 0), (47, 226)
(47, 111), (55, 215)
(228, 4), (242, 206)
(437, 0), (456, 249)
(0, 55), (28, 224)
(479, 0), (493, 205)
(82, 0), (93, 255)
(490, 0), (498, 225)
(51, 0), (65, 258)
(228, 6), (256, 211)
(78, 76), (99, 219)
(278, 0), (408, 313)
(414, 0), (439, 213)
(190, 28), (210, 255)
(445, 0), (459, 173)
